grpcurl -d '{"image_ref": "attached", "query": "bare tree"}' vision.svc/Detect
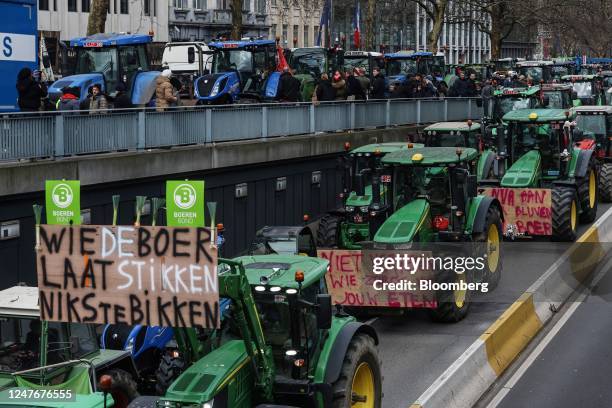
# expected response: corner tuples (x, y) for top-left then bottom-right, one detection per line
(364, 0), (375, 50)
(408, 0), (448, 52)
(231, 0), (244, 40)
(87, 0), (110, 35)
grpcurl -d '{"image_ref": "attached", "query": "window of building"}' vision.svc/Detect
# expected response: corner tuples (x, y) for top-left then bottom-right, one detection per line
(68, 0), (77, 12)
(153, 0), (156, 15)
(282, 24), (288, 45)
(256, 0), (265, 13)
(113, 0), (116, 13)
(144, 0), (150, 15)
(120, 0), (128, 13)
(217, 0), (229, 9)
(39, 0), (49, 11)
(81, 0), (90, 12)
(293, 25), (298, 46)
(194, 0), (204, 10)
(54, 0), (57, 10)
(304, 25), (309, 47)
(243, 0), (249, 11)
(271, 0), (276, 5)
(314, 25), (318, 44)
(271, 24), (277, 39)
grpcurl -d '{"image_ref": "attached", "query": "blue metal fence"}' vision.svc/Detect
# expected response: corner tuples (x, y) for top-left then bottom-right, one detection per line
(0, 98), (482, 162)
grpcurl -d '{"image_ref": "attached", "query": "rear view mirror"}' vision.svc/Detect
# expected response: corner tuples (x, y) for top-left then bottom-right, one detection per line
(316, 294), (332, 330)
(188, 47), (196, 64)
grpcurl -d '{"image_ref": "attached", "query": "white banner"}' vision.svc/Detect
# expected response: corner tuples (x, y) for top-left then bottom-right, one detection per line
(1, 33), (36, 62)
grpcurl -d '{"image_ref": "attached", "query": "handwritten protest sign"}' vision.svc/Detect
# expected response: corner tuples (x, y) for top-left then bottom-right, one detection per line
(36, 225), (219, 328)
(482, 187), (552, 235)
(318, 249), (436, 308)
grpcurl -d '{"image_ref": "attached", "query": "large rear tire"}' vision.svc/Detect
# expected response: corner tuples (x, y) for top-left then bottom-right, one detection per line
(577, 160), (598, 223)
(99, 369), (139, 408)
(599, 163), (612, 203)
(473, 206), (503, 291)
(155, 354), (186, 395)
(551, 187), (578, 242)
(331, 334), (382, 408)
(317, 214), (341, 248)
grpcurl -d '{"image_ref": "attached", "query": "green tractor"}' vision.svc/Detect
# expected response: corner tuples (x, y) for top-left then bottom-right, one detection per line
(540, 83), (581, 108)
(317, 142), (423, 250)
(484, 109), (598, 241)
(131, 255), (382, 407)
(573, 105), (612, 202)
(560, 74), (607, 106)
(368, 147), (504, 321)
(515, 60), (553, 83)
(0, 286), (139, 408)
(286, 46), (344, 101)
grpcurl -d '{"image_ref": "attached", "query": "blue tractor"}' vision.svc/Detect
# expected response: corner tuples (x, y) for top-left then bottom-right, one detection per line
(384, 51), (447, 95)
(48, 33), (159, 106)
(194, 39), (281, 104)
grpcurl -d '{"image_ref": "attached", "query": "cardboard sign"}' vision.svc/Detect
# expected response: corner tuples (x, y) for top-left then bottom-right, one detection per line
(37, 225), (219, 328)
(483, 187), (552, 235)
(318, 249), (436, 308)
(166, 181), (205, 227)
(45, 180), (80, 225)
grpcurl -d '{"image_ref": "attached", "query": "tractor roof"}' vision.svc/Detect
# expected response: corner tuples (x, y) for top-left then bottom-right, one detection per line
(493, 86), (540, 97)
(0, 286), (39, 317)
(540, 83), (573, 91)
(516, 60), (553, 67)
(209, 39), (275, 49)
(385, 51), (433, 59)
(573, 105), (612, 114)
(561, 74), (597, 81)
(350, 142), (423, 154)
(599, 71), (612, 77)
(344, 51), (383, 57)
(382, 147), (479, 165)
(502, 108), (573, 122)
(234, 255), (328, 289)
(424, 121), (481, 132)
(255, 226), (311, 239)
(70, 33), (152, 47)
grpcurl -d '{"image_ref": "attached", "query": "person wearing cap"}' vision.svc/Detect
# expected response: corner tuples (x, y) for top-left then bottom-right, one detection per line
(331, 70), (346, 100)
(155, 69), (177, 111)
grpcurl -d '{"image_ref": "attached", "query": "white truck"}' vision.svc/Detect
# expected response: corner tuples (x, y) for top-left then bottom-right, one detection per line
(161, 42), (213, 98)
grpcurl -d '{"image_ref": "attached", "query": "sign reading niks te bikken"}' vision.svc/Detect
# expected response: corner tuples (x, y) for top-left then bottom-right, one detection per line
(36, 225), (219, 329)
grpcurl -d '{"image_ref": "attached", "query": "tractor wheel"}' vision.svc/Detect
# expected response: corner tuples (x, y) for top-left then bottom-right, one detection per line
(551, 187), (578, 242)
(599, 163), (612, 203)
(472, 206), (503, 291)
(99, 369), (139, 408)
(317, 214), (341, 248)
(331, 334), (382, 408)
(429, 270), (472, 323)
(577, 160), (598, 223)
(155, 354), (186, 395)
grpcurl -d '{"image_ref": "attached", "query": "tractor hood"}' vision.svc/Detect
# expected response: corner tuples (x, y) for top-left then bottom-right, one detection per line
(501, 150), (541, 187)
(345, 185), (372, 207)
(49, 73), (105, 103)
(162, 340), (250, 405)
(373, 199), (430, 244)
(195, 72), (239, 100)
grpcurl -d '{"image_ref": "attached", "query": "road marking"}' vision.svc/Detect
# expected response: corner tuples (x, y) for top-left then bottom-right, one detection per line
(485, 256), (612, 408)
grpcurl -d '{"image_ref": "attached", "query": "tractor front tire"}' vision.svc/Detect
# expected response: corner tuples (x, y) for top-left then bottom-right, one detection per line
(155, 354), (186, 395)
(429, 270), (472, 323)
(99, 369), (139, 408)
(552, 187), (578, 242)
(331, 334), (382, 408)
(599, 163), (612, 203)
(317, 214), (341, 248)
(472, 206), (503, 291)
(577, 160), (598, 223)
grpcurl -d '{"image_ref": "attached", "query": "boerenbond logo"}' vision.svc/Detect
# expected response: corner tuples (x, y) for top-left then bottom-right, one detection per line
(174, 184), (197, 210)
(51, 183), (74, 209)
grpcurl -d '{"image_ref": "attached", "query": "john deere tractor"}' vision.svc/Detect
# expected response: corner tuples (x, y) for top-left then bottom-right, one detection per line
(317, 142), (422, 249)
(130, 256), (382, 408)
(484, 109), (598, 241)
(0, 286), (139, 408)
(366, 147), (504, 321)
(573, 105), (612, 201)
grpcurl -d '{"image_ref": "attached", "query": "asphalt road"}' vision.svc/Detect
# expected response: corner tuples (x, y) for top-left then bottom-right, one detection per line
(480, 253), (612, 408)
(374, 203), (611, 408)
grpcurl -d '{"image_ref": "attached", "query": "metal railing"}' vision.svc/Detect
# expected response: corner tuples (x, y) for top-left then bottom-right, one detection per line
(0, 98), (482, 162)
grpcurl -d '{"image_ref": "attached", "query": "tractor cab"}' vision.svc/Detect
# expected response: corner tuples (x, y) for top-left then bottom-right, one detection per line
(384, 51), (446, 91)
(486, 86), (541, 123)
(0, 286), (139, 408)
(551, 60), (577, 81)
(573, 106), (612, 159)
(342, 50), (384, 77)
(491, 57), (519, 76)
(246, 226), (317, 257)
(560, 74), (606, 105)
(49, 33), (156, 105)
(287, 46), (344, 100)
(194, 39), (279, 104)
(539, 83), (579, 108)
(515, 60), (553, 83)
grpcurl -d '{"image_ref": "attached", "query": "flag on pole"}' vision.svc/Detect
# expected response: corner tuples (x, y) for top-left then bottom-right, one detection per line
(352, 1), (361, 49)
(277, 44), (289, 71)
(316, 0), (331, 47)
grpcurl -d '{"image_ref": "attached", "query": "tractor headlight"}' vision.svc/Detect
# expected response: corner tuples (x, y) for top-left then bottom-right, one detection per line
(345, 206), (355, 212)
(210, 81), (221, 97)
(202, 401), (214, 408)
(360, 206), (369, 213)
(125, 337), (134, 352)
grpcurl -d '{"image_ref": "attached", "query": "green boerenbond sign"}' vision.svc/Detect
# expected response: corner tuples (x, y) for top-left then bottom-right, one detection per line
(166, 180), (205, 227)
(45, 180), (80, 225)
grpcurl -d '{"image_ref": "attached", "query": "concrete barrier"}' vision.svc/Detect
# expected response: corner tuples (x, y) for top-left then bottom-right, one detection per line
(410, 206), (612, 408)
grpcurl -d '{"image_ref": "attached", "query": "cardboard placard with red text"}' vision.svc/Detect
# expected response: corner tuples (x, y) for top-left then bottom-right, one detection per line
(318, 249), (436, 308)
(482, 187), (552, 235)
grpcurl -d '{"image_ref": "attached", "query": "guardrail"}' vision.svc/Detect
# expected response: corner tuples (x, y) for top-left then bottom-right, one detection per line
(0, 97), (482, 162)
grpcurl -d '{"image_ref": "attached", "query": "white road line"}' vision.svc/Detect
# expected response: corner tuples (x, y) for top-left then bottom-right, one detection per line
(486, 256), (612, 408)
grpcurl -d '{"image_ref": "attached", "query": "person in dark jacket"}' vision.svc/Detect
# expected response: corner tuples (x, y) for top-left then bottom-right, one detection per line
(370, 68), (386, 99)
(16, 68), (47, 112)
(449, 72), (470, 97)
(315, 73), (336, 102)
(113, 82), (133, 110)
(277, 68), (301, 102)
(346, 68), (365, 100)
(57, 87), (81, 112)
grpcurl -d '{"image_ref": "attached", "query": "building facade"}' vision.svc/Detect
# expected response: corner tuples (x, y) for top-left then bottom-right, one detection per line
(268, 0), (322, 48)
(168, 0), (270, 41)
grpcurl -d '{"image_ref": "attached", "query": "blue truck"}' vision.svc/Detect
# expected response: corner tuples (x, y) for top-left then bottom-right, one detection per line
(0, 0), (38, 112)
